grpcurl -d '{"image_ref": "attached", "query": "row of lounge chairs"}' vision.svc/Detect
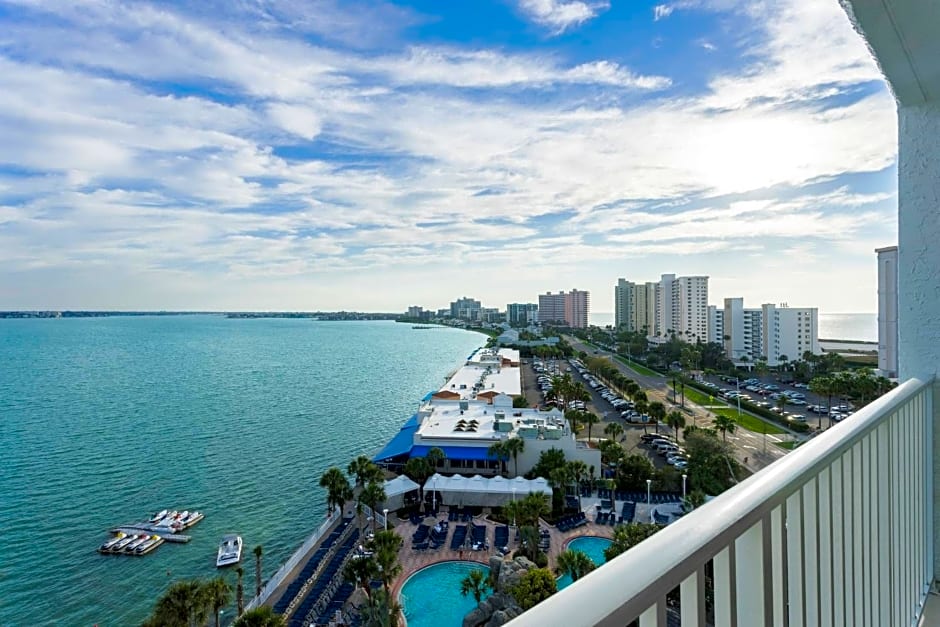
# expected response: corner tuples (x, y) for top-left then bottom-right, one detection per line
(555, 512), (587, 532)
(274, 519), (353, 615)
(288, 529), (360, 627)
(450, 524), (468, 550)
(614, 491), (682, 503)
(448, 507), (475, 522)
(538, 528), (550, 553)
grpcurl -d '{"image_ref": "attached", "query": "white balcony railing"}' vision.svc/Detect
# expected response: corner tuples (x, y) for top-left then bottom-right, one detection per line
(510, 377), (935, 627)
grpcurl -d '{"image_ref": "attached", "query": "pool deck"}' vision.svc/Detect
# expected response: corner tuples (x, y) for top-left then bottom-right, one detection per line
(389, 507), (615, 602)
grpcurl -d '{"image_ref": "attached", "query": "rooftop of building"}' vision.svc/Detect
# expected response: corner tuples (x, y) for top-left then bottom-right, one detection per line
(437, 347), (522, 399)
(416, 398), (567, 441)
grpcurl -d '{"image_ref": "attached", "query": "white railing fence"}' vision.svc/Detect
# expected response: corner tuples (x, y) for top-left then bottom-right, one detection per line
(246, 506), (340, 611)
(510, 377), (935, 627)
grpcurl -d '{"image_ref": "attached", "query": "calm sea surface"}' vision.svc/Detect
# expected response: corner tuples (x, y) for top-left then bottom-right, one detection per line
(590, 312), (877, 342)
(0, 317), (482, 626)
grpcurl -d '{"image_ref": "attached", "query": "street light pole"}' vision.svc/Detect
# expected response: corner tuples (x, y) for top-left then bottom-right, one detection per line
(383, 508), (388, 531)
(736, 378), (741, 418)
(682, 474), (687, 501)
(646, 478), (652, 506)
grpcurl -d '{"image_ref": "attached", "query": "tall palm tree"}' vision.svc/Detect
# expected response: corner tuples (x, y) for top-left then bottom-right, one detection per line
(581, 412), (600, 443)
(360, 588), (401, 627)
(460, 568), (491, 604)
(503, 437), (525, 477)
(202, 576), (232, 627)
(232, 606), (287, 627)
(519, 491), (551, 527)
(348, 455), (383, 488)
(236, 567), (245, 616)
(634, 399), (649, 433)
(712, 415), (736, 441)
(344, 554), (380, 600)
(809, 376), (835, 428)
(567, 460), (589, 509)
(648, 401), (666, 434)
(665, 410), (686, 441)
(487, 440), (510, 476)
(403, 456), (432, 507)
(361, 481), (387, 532)
(320, 466), (351, 514)
(253, 545), (263, 598)
(372, 530), (403, 593)
(556, 549), (596, 582)
(603, 422), (624, 442)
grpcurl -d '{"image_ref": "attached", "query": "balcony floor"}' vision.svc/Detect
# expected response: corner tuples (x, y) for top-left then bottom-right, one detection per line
(920, 590), (940, 626)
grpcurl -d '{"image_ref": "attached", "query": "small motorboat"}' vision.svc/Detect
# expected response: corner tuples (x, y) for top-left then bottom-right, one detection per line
(181, 511), (204, 528)
(135, 535), (164, 555)
(124, 535), (148, 553)
(149, 509), (168, 524)
(98, 533), (126, 553)
(216, 534), (243, 567)
(112, 535), (137, 552)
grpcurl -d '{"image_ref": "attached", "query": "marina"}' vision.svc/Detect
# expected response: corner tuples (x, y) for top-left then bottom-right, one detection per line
(98, 509), (205, 555)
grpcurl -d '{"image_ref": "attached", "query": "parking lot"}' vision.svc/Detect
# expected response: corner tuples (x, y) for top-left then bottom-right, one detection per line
(525, 357), (681, 470)
(697, 374), (854, 432)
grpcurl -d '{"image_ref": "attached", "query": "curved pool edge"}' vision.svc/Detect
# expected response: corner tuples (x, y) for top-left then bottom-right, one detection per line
(396, 559), (493, 627)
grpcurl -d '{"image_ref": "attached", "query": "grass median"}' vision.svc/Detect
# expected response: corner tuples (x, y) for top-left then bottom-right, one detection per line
(613, 355), (661, 377)
(708, 407), (787, 435)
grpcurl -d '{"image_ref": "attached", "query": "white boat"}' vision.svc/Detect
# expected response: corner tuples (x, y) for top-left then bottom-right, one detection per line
(124, 535), (148, 552)
(135, 535), (164, 555)
(112, 535), (137, 552)
(149, 509), (168, 523)
(181, 511), (204, 528)
(216, 534), (242, 567)
(98, 533), (126, 553)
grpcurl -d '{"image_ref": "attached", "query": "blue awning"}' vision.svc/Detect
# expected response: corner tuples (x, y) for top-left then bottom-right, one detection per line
(421, 391), (436, 402)
(373, 415), (420, 462)
(410, 445), (493, 461)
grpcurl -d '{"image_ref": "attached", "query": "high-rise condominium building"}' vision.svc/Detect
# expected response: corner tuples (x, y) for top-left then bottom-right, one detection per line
(876, 246), (899, 378)
(616, 274), (707, 341)
(565, 289), (590, 329)
(538, 292), (566, 324)
(614, 279), (656, 334)
(707, 305), (724, 344)
(450, 297), (482, 321)
(723, 298), (819, 366)
(506, 303), (539, 324)
(538, 290), (590, 328)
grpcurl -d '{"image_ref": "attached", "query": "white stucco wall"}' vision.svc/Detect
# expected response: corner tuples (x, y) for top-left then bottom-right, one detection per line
(898, 102), (940, 380)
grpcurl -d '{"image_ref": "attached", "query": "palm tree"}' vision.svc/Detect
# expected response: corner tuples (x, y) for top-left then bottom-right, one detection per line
(426, 446), (446, 471)
(232, 606), (287, 627)
(404, 456), (432, 507)
(142, 579), (209, 627)
(713, 415), (737, 441)
(810, 376), (835, 428)
(634, 399), (649, 433)
(360, 588), (401, 627)
(348, 455), (383, 488)
(556, 549), (596, 582)
(581, 412), (600, 443)
(603, 422), (624, 442)
(487, 440), (510, 476)
(320, 466), (352, 514)
(344, 553), (380, 600)
(503, 437), (525, 477)
(648, 401), (666, 434)
(776, 394), (789, 415)
(202, 576), (232, 627)
(665, 410), (686, 441)
(236, 567), (245, 616)
(459, 568), (491, 604)
(372, 530), (403, 593)
(361, 481), (387, 532)
(253, 545), (263, 598)
(567, 460), (589, 509)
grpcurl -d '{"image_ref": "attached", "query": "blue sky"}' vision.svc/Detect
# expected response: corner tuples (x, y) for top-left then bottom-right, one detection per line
(0, 0), (897, 313)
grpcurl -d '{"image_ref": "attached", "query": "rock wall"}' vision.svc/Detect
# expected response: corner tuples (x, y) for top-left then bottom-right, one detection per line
(462, 556), (534, 627)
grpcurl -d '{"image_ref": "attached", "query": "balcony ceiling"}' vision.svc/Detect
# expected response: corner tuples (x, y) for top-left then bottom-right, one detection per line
(843, 0), (940, 105)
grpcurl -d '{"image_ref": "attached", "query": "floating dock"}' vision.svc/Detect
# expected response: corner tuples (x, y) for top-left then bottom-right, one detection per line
(112, 526), (192, 543)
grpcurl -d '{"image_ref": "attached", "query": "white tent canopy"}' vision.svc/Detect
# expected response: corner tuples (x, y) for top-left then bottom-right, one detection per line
(422, 473), (552, 507)
(384, 475), (420, 510)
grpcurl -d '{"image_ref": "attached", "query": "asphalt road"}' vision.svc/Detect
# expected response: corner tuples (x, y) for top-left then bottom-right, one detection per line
(563, 336), (792, 472)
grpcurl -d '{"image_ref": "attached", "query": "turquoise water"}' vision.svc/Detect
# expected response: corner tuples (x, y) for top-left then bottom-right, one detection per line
(557, 536), (613, 589)
(0, 317), (483, 626)
(400, 561), (491, 627)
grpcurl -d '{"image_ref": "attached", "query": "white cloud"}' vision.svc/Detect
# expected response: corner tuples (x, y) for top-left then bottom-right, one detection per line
(653, 4), (675, 20)
(517, 0), (610, 33)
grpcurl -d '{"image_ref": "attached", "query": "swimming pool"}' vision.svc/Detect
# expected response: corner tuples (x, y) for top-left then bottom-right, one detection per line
(399, 561), (491, 627)
(557, 536), (613, 589)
